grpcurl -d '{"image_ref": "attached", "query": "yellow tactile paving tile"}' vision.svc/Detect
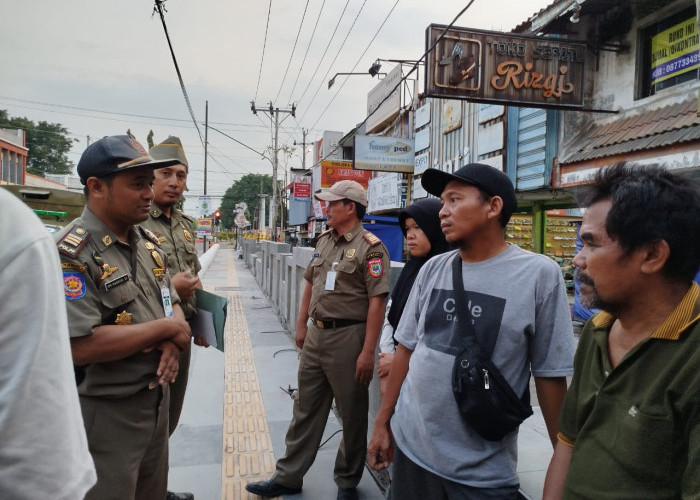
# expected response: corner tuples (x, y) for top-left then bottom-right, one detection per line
(220, 250), (279, 500)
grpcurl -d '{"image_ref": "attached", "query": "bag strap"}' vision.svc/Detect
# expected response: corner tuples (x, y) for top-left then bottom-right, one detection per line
(452, 253), (532, 404)
(450, 253), (483, 356)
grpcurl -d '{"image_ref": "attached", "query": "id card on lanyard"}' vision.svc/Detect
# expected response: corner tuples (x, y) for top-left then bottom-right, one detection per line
(161, 286), (174, 317)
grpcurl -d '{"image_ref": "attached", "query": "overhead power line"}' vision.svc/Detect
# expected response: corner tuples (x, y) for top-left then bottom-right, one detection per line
(153, 0), (204, 148)
(308, 0), (401, 131)
(273, 0), (310, 105)
(292, 0), (350, 108)
(292, 0), (368, 128)
(287, 0), (327, 104)
(255, 0), (273, 102)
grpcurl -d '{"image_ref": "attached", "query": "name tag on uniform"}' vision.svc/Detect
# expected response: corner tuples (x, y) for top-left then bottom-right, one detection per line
(161, 287), (174, 317)
(325, 261), (338, 291)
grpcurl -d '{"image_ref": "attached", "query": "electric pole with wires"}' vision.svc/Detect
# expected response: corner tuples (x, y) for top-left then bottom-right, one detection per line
(250, 101), (296, 242)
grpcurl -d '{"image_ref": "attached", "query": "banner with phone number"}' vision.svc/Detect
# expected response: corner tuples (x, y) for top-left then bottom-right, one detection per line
(650, 17), (699, 85)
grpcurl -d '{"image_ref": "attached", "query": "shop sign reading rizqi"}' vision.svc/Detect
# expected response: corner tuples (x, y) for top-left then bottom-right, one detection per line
(425, 25), (586, 109)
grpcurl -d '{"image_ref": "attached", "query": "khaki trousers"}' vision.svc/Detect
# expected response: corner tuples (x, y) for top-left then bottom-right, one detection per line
(273, 322), (369, 489)
(169, 346), (191, 436)
(81, 386), (169, 500)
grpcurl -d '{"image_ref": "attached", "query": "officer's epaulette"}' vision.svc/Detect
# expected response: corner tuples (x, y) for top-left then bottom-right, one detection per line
(140, 226), (162, 247)
(181, 212), (195, 223)
(362, 231), (381, 247)
(318, 229), (332, 239)
(56, 225), (90, 258)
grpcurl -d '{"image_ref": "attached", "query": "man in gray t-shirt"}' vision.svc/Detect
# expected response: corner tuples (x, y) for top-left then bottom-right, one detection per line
(368, 164), (574, 499)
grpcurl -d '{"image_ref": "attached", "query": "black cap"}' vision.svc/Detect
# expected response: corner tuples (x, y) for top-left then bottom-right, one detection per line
(421, 163), (517, 222)
(77, 135), (180, 185)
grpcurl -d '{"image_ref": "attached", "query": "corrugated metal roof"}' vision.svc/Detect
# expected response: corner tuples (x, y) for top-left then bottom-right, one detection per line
(560, 97), (700, 164)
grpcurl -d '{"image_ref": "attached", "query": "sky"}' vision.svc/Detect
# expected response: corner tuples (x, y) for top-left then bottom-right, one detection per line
(0, 0), (553, 214)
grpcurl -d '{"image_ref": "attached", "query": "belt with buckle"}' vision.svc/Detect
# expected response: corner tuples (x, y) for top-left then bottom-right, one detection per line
(312, 318), (363, 329)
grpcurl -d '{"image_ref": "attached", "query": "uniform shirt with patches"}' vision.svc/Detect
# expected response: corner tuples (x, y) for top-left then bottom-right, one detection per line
(303, 223), (390, 321)
(55, 207), (180, 398)
(141, 205), (201, 319)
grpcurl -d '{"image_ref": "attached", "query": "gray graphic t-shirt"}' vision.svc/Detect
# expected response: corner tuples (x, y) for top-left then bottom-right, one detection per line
(392, 246), (574, 488)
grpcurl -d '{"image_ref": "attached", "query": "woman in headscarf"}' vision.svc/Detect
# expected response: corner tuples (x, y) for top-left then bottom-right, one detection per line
(377, 198), (450, 395)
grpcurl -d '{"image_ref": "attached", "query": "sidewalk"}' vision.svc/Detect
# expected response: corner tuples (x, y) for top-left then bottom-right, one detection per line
(168, 246), (552, 500)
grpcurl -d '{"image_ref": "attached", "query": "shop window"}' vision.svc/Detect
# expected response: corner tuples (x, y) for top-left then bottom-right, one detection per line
(637, 5), (698, 99)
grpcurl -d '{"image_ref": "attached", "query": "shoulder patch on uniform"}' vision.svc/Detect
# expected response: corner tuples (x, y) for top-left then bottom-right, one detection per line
(140, 226), (162, 247)
(367, 258), (384, 278)
(56, 225), (90, 258)
(363, 231), (381, 247)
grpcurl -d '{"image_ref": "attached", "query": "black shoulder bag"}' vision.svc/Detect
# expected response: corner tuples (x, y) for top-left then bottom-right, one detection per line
(450, 255), (533, 441)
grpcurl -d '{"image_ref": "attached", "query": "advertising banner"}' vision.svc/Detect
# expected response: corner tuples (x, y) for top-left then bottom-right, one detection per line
(196, 217), (212, 237)
(650, 17), (699, 85)
(354, 135), (415, 173)
(293, 182), (311, 201)
(425, 25), (586, 109)
(319, 160), (371, 188)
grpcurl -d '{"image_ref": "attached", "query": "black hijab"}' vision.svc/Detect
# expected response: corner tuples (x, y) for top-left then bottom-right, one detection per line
(386, 198), (450, 330)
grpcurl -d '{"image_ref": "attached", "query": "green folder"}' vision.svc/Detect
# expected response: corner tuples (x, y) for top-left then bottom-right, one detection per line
(189, 289), (228, 352)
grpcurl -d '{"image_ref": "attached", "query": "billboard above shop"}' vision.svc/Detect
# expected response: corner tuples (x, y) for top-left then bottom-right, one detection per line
(425, 25), (586, 110)
(354, 135), (415, 173)
(316, 160), (371, 188)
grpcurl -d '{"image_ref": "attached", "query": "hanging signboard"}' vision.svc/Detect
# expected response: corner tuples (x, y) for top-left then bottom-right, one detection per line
(353, 135), (415, 173)
(425, 25), (586, 109)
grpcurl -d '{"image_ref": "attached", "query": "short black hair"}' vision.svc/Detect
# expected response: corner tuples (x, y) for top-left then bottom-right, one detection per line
(342, 198), (366, 219)
(576, 162), (700, 284)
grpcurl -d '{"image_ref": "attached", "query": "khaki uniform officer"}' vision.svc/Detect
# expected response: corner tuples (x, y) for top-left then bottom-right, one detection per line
(57, 135), (192, 500)
(143, 136), (205, 448)
(247, 180), (390, 500)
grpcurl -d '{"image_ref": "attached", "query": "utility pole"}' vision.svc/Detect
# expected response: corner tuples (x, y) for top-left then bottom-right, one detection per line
(202, 100), (209, 253)
(250, 100), (296, 242)
(293, 128), (311, 171)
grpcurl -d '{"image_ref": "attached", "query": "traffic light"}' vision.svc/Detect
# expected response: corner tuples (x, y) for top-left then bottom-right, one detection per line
(214, 210), (221, 226)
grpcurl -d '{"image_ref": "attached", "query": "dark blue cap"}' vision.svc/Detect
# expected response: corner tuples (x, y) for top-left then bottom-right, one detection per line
(421, 163), (517, 222)
(77, 135), (180, 184)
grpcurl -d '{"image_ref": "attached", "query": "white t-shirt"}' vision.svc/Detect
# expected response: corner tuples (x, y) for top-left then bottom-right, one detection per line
(392, 246), (575, 488)
(0, 190), (96, 499)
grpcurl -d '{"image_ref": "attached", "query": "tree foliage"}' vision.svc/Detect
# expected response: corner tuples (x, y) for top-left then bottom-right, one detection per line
(219, 173), (279, 229)
(0, 110), (76, 177)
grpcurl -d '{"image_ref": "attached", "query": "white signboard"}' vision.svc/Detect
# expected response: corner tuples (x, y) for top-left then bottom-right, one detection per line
(479, 155), (504, 172)
(414, 127), (430, 152)
(322, 131), (343, 160)
(412, 177), (428, 200)
(197, 195), (212, 217)
(414, 151), (430, 175)
(414, 102), (431, 129)
(479, 104), (505, 124)
(367, 173), (403, 212)
(354, 135), (415, 173)
(478, 121), (504, 156)
(366, 64), (402, 133)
